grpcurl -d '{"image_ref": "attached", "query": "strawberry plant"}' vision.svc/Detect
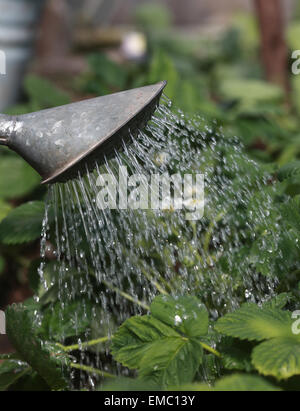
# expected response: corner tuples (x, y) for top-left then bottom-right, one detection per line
(1, 293), (299, 391)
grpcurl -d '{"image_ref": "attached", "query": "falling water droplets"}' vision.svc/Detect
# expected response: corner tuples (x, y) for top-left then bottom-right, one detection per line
(36, 98), (284, 388)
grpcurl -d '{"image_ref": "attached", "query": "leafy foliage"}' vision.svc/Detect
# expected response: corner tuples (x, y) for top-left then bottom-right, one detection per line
(0, 360), (30, 391)
(216, 304), (300, 379)
(111, 295), (208, 387)
(213, 374), (280, 391)
(0, 157), (40, 200)
(6, 303), (70, 390)
(0, 201), (48, 245)
(215, 304), (293, 341)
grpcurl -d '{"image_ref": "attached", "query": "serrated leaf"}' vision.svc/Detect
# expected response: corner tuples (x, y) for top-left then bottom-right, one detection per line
(112, 315), (203, 387)
(112, 295), (208, 387)
(213, 374), (281, 391)
(111, 315), (180, 369)
(215, 304), (293, 341)
(263, 293), (292, 310)
(278, 161), (300, 181)
(6, 303), (70, 390)
(41, 298), (95, 341)
(150, 295), (209, 337)
(9, 370), (50, 391)
(221, 347), (253, 372)
(252, 337), (300, 380)
(0, 201), (49, 245)
(0, 157), (40, 199)
(0, 360), (30, 391)
(139, 337), (203, 387)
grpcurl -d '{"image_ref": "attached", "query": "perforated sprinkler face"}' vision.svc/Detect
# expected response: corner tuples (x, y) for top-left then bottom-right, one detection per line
(0, 81), (167, 184)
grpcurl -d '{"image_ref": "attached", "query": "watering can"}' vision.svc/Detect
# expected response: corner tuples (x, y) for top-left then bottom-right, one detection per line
(0, 81), (167, 184)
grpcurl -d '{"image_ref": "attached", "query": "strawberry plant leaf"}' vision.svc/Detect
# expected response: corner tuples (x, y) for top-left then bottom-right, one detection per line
(0, 201), (50, 245)
(111, 315), (180, 369)
(252, 337), (300, 380)
(0, 360), (31, 391)
(278, 161), (300, 181)
(6, 303), (70, 390)
(112, 315), (203, 387)
(150, 295), (209, 337)
(213, 374), (281, 391)
(111, 295), (208, 387)
(262, 293), (292, 310)
(215, 304), (293, 341)
(41, 298), (95, 341)
(138, 337), (203, 387)
(0, 157), (40, 200)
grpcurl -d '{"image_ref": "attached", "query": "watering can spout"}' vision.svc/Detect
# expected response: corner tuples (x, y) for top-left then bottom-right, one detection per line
(0, 81), (167, 184)
(0, 114), (13, 146)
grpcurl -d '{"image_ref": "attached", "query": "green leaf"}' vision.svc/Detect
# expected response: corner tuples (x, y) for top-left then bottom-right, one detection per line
(219, 79), (283, 112)
(112, 295), (208, 387)
(216, 305), (300, 379)
(41, 298), (95, 341)
(0, 201), (49, 245)
(150, 295), (209, 338)
(252, 337), (300, 380)
(0, 360), (30, 391)
(262, 293), (292, 310)
(24, 75), (70, 109)
(213, 374), (281, 391)
(0, 200), (11, 223)
(278, 161), (300, 182)
(0, 157), (40, 199)
(8, 370), (50, 391)
(215, 304), (294, 341)
(6, 303), (70, 390)
(139, 337), (203, 387)
(112, 315), (180, 369)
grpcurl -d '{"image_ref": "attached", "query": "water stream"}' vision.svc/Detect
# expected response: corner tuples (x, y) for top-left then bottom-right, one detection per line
(38, 97), (280, 386)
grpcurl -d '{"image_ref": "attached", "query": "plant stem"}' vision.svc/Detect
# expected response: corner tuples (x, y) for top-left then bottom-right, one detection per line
(103, 280), (150, 311)
(200, 342), (221, 358)
(140, 265), (169, 295)
(70, 363), (116, 379)
(57, 336), (110, 352)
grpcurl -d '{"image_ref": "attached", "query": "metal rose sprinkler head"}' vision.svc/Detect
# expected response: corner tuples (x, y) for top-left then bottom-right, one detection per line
(0, 81), (167, 184)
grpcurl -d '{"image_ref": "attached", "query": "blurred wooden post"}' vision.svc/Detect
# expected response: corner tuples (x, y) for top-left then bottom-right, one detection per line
(254, 0), (290, 98)
(36, 0), (86, 75)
